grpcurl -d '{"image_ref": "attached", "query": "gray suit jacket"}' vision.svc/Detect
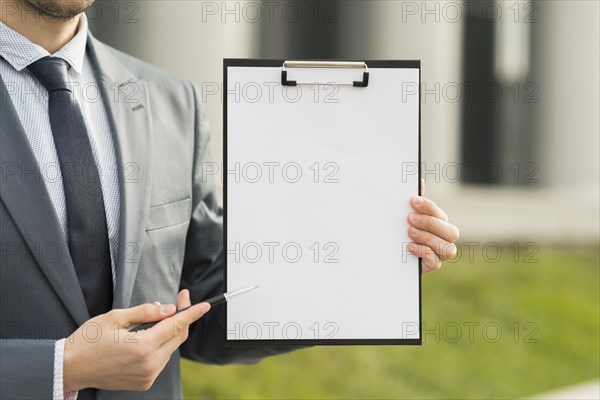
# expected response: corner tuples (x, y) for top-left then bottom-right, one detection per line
(0, 34), (294, 399)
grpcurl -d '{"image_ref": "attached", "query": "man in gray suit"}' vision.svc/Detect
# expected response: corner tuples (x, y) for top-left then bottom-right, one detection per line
(0, 0), (460, 398)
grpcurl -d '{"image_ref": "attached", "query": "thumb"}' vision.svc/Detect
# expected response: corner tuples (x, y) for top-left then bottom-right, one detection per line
(111, 303), (177, 327)
(420, 177), (425, 196)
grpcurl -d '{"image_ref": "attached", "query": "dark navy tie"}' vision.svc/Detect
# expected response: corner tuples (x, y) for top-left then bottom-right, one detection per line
(28, 57), (113, 318)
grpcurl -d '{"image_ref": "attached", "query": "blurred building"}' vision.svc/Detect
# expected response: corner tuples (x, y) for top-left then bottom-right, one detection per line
(89, 0), (599, 245)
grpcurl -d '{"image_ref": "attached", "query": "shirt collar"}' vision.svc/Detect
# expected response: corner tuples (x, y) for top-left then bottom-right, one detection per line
(0, 14), (88, 73)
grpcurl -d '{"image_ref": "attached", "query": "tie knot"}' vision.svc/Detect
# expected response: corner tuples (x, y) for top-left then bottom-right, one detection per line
(27, 56), (72, 92)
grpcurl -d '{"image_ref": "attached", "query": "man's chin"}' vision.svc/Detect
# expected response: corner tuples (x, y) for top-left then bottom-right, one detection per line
(23, 0), (95, 20)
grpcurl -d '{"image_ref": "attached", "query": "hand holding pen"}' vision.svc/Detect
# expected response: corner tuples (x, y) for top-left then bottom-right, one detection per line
(62, 286), (257, 392)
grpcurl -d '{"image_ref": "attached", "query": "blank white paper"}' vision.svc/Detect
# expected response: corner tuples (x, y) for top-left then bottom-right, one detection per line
(225, 64), (421, 342)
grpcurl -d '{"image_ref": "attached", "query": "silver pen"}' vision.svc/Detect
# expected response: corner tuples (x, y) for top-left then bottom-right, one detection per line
(129, 285), (258, 332)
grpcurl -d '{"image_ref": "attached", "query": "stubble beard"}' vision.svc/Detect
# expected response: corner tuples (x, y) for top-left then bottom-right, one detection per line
(22, 0), (95, 20)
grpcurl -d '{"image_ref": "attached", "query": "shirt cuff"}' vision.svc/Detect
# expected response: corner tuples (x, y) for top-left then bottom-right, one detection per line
(53, 338), (78, 400)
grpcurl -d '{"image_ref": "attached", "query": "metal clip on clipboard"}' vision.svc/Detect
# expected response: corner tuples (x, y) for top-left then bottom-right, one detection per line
(281, 61), (369, 87)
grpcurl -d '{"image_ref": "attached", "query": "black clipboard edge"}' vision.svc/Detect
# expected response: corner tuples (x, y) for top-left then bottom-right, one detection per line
(226, 338), (422, 347)
(224, 58), (420, 69)
(223, 58), (422, 347)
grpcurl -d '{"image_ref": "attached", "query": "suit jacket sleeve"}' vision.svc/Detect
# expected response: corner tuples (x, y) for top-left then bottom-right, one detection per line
(0, 339), (55, 399)
(178, 83), (302, 365)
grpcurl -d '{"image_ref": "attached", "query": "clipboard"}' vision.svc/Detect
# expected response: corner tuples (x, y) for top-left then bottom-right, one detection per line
(224, 59), (422, 345)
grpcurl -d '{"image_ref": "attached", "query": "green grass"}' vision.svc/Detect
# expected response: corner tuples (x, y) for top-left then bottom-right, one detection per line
(181, 246), (600, 399)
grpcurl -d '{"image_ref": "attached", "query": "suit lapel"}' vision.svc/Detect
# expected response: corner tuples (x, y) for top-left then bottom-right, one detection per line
(86, 35), (153, 309)
(0, 76), (90, 326)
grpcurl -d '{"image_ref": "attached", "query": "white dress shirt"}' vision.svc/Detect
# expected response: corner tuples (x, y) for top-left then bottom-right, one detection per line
(0, 16), (120, 400)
